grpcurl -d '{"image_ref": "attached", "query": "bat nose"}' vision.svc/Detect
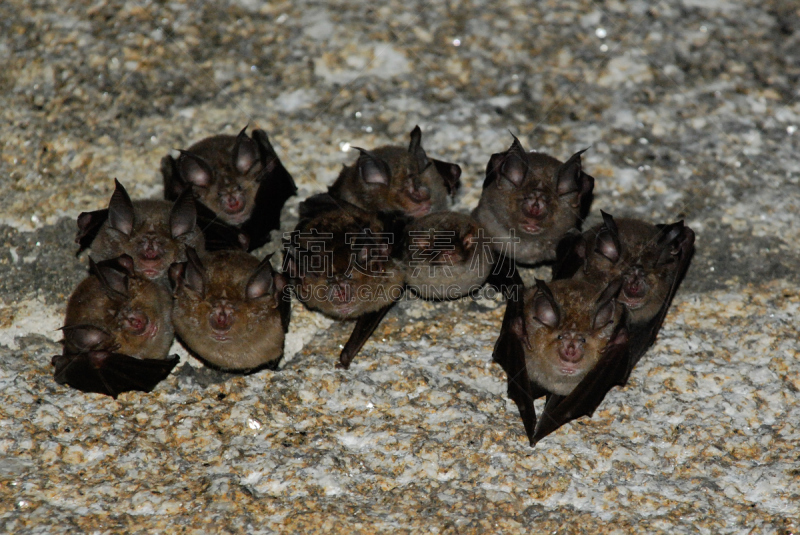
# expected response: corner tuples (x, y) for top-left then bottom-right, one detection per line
(558, 333), (586, 363)
(522, 193), (548, 219)
(624, 267), (648, 298)
(560, 341), (584, 363)
(221, 193), (246, 214)
(125, 311), (149, 334)
(210, 303), (235, 331)
(407, 184), (431, 203)
(141, 238), (162, 259)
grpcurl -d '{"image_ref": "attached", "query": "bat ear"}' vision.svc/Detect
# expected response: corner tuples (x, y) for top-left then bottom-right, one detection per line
(170, 190), (197, 239)
(655, 220), (687, 266)
(355, 148), (391, 185)
(183, 247), (206, 296)
(408, 125), (430, 174)
(178, 150), (213, 188)
(233, 125), (259, 174)
(113, 253), (135, 276)
(89, 256), (129, 299)
(532, 279), (559, 328)
(432, 159), (461, 196)
(62, 324), (113, 351)
(168, 262), (184, 293)
(556, 148), (587, 196)
(246, 255), (277, 300)
(108, 179), (134, 236)
(595, 211), (621, 263)
(500, 135), (528, 187)
(593, 278), (622, 330)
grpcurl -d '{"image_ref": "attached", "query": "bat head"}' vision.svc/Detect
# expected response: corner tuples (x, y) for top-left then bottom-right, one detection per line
(65, 254), (174, 361)
(284, 208), (403, 319)
(101, 180), (204, 281)
(581, 213), (693, 325)
(171, 126), (278, 226)
(170, 249), (286, 370)
(517, 278), (623, 396)
(331, 126), (461, 218)
(479, 135), (591, 242)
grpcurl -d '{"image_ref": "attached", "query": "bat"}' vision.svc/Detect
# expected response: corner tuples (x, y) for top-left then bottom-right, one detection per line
(553, 211), (695, 364)
(400, 211), (494, 300)
(328, 125), (462, 218)
(492, 277), (631, 445)
(284, 193), (405, 368)
(52, 254), (179, 398)
(161, 126), (297, 251)
(471, 134), (594, 265)
(76, 179), (206, 281)
(170, 247), (290, 372)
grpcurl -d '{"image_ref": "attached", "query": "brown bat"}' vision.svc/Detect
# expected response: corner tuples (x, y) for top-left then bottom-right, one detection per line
(493, 278), (631, 445)
(400, 211), (494, 300)
(161, 126), (297, 251)
(52, 254), (179, 398)
(284, 193), (405, 368)
(75, 180), (206, 281)
(170, 248), (290, 372)
(554, 211), (695, 363)
(472, 135), (594, 265)
(328, 126), (461, 218)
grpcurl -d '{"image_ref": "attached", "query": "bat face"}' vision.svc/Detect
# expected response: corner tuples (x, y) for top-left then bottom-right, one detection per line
(472, 136), (593, 264)
(171, 249), (287, 371)
(401, 211), (491, 299)
(63, 255), (174, 361)
(87, 180), (205, 281)
(328, 126), (461, 218)
(515, 279), (622, 396)
(576, 214), (690, 325)
(165, 127), (279, 226)
(285, 206), (404, 320)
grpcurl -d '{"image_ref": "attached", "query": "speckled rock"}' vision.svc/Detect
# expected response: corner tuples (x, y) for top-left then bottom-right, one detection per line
(1, 0), (799, 532)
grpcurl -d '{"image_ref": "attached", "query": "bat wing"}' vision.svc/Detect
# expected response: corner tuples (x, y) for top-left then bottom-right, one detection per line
(298, 192), (361, 222)
(491, 270), (550, 445)
(552, 230), (586, 280)
(338, 302), (398, 369)
(242, 131), (297, 251)
(628, 226), (696, 367)
(279, 286), (292, 334)
(52, 351), (180, 398)
(484, 252), (523, 300)
(578, 171), (595, 223)
(75, 209), (109, 255)
(532, 322), (632, 445)
(161, 154), (183, 201)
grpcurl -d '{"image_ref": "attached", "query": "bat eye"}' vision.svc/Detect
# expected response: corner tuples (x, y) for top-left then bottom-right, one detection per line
(557, 334), (563, 340)
(580, 337), (586, 343)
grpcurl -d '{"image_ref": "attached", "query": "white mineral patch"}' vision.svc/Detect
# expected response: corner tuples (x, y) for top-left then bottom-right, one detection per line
(0, 298), (62, 350)
(598, 54), (654, 87)
(274, 88), (319, 112)
(314, 44), (411, 85)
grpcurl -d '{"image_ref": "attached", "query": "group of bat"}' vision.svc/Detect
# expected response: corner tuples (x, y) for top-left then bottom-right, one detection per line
(52, 125), (695, 447)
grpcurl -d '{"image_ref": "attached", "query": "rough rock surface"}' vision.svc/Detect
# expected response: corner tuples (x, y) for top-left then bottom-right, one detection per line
(1, 0), (798, 532)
